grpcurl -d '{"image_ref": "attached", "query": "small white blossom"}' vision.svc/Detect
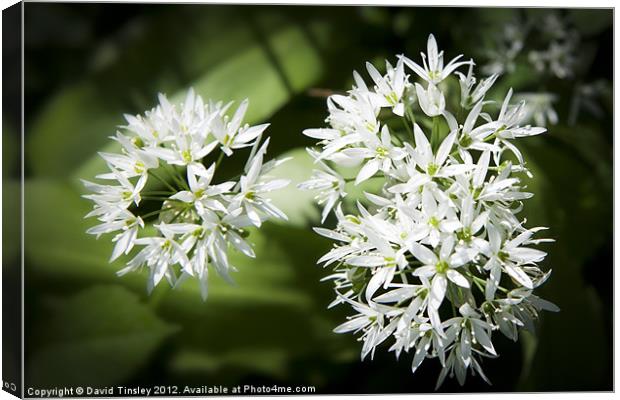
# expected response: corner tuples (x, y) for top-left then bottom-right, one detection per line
(84, 89), (289, 299)
(401, 34), (472, 85)
(298, 149), (347, 223)
(456, 63), (499, 109)
(415, 82), (446, 117)
(364, 60), (408, 116)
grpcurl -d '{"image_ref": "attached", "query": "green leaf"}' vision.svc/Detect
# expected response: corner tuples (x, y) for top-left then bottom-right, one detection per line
(27, 285), (177, 387)
(28, 84), (127, 179)
(25, 179), (141, 284)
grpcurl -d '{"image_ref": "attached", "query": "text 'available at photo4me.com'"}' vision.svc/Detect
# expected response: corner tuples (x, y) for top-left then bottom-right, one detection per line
(25, 384), (318, 397)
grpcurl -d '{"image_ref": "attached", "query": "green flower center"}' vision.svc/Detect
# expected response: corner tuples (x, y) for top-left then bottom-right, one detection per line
(384, 256), (396, 266)
(494, 124), (507, 135)
(346, 215), (361, 224)
(457, 227), (472, 242)
(435, 260), (449, 274)
(459, 134), (473, 148)
(376, 146), (389, 158)
(427, 163), (439, 176)
(134, 161), (145, 174)
(132, 137), (144, 148)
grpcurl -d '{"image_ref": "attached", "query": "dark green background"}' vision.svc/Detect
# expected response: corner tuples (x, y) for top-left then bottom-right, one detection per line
(8, 4), (613, 393)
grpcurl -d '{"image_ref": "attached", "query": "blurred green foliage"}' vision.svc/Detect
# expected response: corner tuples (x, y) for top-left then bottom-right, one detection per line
(16, 4), (612, 393)
(28, 285), (178, 387)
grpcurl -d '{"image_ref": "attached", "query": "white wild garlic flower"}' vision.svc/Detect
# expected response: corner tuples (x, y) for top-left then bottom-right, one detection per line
(299, 34), (558, 388)
(84, 89), (290, 300)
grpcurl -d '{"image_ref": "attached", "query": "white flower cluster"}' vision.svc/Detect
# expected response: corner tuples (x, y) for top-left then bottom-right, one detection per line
(528, 13), (579, 79)
(300, 34), (558, 387)
(84, 89), (290, 299)
(483, 12), (578, 80)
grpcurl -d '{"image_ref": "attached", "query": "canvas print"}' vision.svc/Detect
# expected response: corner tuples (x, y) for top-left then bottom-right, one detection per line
(2, 3), (613, 397)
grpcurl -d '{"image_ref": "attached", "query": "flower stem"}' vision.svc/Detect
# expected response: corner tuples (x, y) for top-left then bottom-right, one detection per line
(140, 208), (166, 220)
(431, 116), (441, 152)
(168, 208), (185, 224)
(148, 170), (177, 192)
(344, 175), (383, 183)
(447, 282), (458, 316)
(470, 274), (509, 294)
(401, 116), (413, 137)
(141, 196), (184, 202)
(142, 190), (175, 196)
(215, 151), (226, 169)
(405, 103), (416, 129)
(164, 164), (189, 191)
(392, 132), (404, 146)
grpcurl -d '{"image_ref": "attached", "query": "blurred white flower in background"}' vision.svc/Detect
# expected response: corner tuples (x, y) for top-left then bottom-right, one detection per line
(84, 89), (290, 299)
(483, 12), (578, 81)
(300, 34), (558, 388)
(482, 22), (525, 76)
(513, 93), (559, 127)
(478, 11), (607, 129)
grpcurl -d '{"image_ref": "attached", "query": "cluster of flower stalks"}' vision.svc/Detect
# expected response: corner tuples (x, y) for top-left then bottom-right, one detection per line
(298, 35), (558, 387)
(83, 89), (290, 300)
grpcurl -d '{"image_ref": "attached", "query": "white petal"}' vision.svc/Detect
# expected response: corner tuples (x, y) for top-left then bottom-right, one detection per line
(472, 323), (496, 355)
(334, 317), (369, 333)
(355, 159), (381, 185)
(505, 264), (533, 289)
(347, 255), (385, 267)
(409, 242), (437, 265)
(447, 269), (470, 288)
(435, 130), (457, 166)
(429, 274), (447, 310)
